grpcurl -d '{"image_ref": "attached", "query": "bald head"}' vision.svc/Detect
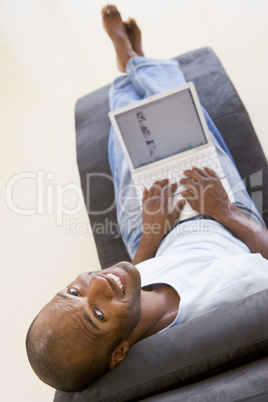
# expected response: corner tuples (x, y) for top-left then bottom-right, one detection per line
(25, 309), (118, 391)
(26, 264), (142, 391)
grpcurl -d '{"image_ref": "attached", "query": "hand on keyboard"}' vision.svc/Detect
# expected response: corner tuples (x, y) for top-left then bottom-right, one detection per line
(180, 167), (230, 219)
(141, 179), (185, 241)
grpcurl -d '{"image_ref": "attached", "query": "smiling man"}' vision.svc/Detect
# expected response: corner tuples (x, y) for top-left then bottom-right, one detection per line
(26, 254), (181, 391)
(26, 262), (143, 391)
(26, 4), (268, 393)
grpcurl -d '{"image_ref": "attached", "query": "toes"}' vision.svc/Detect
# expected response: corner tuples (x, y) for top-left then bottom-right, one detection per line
(128, 17), (136, 25)
(123, 20), (131, 32)
(109, 5), (117, 14)
(124, 18), (133, 31)
(102, 4), (119, 18)
(128, 18), (139, 30)
(101, 5), (110, 17)
(123, 17), (139, 33)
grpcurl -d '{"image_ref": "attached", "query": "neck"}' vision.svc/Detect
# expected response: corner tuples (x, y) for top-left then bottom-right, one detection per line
(126, 284), (180, 346)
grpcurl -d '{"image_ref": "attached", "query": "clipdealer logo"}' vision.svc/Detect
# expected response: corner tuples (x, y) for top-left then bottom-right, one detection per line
(5, 171), (115, 227)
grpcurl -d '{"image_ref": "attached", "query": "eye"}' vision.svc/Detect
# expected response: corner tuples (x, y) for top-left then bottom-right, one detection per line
(68, 287), (79, 297)
(94, 308), (105, 321)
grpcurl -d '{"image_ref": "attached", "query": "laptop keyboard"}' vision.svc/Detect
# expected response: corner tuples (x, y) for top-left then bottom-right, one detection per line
(134, 147), (225, 193)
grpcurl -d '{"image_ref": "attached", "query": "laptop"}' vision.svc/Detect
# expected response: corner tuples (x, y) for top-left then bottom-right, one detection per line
(109, 82), (234, 222)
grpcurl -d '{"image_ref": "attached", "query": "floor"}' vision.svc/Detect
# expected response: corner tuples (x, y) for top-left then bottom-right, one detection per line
(1, 0), (268, 401)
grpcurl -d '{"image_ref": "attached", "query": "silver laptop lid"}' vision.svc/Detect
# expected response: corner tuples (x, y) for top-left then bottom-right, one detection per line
(109, 82), (213, 174)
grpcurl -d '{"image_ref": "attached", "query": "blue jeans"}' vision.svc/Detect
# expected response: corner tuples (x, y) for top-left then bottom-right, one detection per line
(108, 57), (263, 258)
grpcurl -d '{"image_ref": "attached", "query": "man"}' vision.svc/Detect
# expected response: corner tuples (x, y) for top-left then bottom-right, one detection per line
(26, 4), (268, 393)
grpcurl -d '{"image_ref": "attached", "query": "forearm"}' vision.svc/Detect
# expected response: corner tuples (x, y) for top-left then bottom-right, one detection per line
(180, 167), (268, 259)
(214, 204), (268, 259)
(132, 234), (161, 265)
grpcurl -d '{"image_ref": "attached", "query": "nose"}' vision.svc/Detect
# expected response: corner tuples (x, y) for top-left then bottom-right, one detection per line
(88, 275), (114, 300)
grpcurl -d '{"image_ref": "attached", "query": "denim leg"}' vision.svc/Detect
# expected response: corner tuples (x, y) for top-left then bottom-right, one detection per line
(108, 59), (189, 258)
(125, 57), (186, 97)
(202, 108), (235, 163)
(108, 76), (144, 258)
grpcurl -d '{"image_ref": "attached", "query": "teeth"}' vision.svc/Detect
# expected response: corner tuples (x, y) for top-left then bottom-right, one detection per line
(106, 273), (123, 292)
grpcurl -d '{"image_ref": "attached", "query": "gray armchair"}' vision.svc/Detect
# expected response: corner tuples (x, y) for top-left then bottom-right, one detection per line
(54, 48), (268, 402)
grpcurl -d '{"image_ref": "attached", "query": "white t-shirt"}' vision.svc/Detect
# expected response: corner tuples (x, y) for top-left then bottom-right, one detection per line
(136, 219), (268, 328)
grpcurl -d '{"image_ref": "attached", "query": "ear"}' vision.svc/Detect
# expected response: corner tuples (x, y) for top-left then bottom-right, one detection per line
(109, 341), (129, 370)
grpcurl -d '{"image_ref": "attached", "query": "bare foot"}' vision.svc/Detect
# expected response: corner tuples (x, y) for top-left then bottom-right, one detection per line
(102, 5), (137, 72)
(124, 18), (144, 57)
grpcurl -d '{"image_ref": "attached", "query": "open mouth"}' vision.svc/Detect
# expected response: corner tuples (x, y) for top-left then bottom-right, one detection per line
(106, 273), (124, 293)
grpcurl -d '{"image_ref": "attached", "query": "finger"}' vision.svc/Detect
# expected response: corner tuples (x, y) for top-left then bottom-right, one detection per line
(191, 166), (209, 177)
(181, 186), (199, 201)
(181, 190), (198, 210)
(142, 187), (148, 203)
(148, 180), (161, 197)
(163, 181), (177, 199)
(170, 182), (178, 194)
(160, 178), (169, 187)
(161, 183), (171, 213)
(174, 198), (185, 212)
(204, 166), (218, 178)
(162, 183), (178, 213)
(181, 190), (193, 199)
(159, 178), (170, 196)
(183, 169), (203, 182)
(152, 179), (169, 196)
(180, 177), (198, 189)
(171, 198), (185, 221)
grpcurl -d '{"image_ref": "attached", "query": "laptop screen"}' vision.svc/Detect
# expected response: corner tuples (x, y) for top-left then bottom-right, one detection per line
(114, 88), (208, 169)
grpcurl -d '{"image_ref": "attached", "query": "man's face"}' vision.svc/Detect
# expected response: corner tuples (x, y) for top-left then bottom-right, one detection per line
(44, 261), (142, 356)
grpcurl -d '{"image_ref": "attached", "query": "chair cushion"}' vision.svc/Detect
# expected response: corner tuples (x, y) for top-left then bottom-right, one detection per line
(54, 288), (268, 402)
